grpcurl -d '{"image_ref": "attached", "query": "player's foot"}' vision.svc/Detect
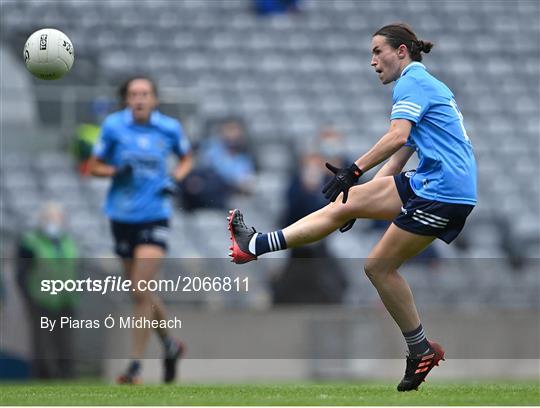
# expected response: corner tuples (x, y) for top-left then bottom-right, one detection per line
(116, 372), (141, 385)
(227, 209), (257, 264)
(163, 339), (186, 383)
(397, 340), (445, 392)
(117, 360), (142, 384)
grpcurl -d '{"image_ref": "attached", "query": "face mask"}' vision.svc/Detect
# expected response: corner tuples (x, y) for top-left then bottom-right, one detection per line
(43, 223), (62, 239)
(319, 141), (344, 158)
(224, 139), (243, 151)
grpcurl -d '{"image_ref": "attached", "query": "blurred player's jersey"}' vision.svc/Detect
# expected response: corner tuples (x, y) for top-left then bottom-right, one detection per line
(390, 62), (477, 205)
(93, 108), (191, 223)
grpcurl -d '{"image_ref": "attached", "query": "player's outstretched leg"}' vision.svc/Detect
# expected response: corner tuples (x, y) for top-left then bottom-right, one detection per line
(397, 340), (445, 391)
(227, 176), (402, 264)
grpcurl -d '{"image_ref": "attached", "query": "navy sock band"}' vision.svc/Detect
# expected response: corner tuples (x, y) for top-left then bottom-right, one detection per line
(128, 360), (141, 375)
(403, 324), (431, 356)
(255, 230), (287, 255)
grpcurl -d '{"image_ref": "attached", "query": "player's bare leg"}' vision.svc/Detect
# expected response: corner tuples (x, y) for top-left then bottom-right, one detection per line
(129, 245), (165, 360)
(364, 224), (444, 391)
(228, 176), (402, 263)
(283, 176), (402, 247)
(364, 224), (433, 331)
(118, 245), (184, 384)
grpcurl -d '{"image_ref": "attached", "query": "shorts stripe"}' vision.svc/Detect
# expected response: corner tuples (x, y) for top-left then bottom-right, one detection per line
(416, 209), (449, 222)
(412, 216), (445, 228)
(413, 212), (448, 227)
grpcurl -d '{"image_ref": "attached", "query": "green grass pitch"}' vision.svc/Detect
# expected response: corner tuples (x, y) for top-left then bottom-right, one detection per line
(1, 382), (539, 405)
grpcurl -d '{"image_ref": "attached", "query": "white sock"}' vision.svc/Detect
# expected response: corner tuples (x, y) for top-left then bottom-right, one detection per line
(248, 233), (258, 255)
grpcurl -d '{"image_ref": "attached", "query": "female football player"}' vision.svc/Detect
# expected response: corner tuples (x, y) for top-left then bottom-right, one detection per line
(228, 23), (476, 391)
(89, 76), (193, 384)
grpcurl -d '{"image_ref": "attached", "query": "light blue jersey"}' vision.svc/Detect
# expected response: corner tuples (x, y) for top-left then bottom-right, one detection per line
(390, 62), (477, 205)
(93, 108), (191, 223)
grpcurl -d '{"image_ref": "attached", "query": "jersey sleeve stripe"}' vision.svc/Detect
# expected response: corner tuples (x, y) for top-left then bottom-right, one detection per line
(393, 101), (422, 111)
(391, 108), (420, 117)
(392, 105), (421, 115)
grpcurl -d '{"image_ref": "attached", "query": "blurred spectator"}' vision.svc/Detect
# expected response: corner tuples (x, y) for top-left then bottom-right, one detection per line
(72, 97), (113, 175)
(282, 153), (327, 226)
(272, 150), (348, 304)
(253, 0), (302, 15)
(16, 202), (78, 379)
(181, 117), (256, 210)
(316, 125), (350, 168)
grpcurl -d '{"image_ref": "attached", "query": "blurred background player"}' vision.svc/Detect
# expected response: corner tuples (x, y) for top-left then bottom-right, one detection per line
(228, 23), (476, 391)
(88, 76), (193, 384)
(16, 202), (78, 379)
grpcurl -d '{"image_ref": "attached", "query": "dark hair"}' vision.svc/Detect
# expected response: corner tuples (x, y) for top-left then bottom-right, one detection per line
(373, 23), (434, 62)
(118, 75), (158, 106)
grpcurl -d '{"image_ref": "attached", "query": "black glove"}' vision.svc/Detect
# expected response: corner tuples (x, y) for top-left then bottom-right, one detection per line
(322, 162), (363, 203)
(339, 219), (357, 233)
(115, 163), (133, 178)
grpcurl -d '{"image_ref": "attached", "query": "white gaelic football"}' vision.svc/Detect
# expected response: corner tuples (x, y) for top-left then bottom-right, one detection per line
(23, 28), (74, 80)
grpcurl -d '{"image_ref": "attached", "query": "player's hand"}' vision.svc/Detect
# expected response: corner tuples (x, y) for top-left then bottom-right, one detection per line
(162, 179), (179, 197)
(322, 162), (362, 203)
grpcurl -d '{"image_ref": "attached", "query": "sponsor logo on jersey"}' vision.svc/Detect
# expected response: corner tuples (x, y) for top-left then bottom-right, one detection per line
(137, 136), (150, 150)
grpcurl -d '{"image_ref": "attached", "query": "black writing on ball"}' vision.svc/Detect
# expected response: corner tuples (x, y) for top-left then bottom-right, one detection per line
(39, 34), (48, 50)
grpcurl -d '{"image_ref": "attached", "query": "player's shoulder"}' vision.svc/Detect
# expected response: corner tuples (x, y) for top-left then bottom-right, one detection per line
(102, 109), (127, 128)
(152, 111), (182, 134)
(394, 64), (448, 100)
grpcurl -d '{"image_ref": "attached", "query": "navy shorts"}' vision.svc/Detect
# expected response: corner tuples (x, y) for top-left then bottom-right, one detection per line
(393, 171), (474, 244)
(110, 219), (169, 258)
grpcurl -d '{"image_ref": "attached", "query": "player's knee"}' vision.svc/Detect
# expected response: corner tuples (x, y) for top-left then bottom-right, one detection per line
(364, 258), (392, 282)
(363, 259), (377, 281)
(131, 287), (151, 304)
(326, 200), (355, 223)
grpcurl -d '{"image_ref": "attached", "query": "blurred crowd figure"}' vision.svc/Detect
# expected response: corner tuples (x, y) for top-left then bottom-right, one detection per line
(72, 98), (113, 176)
(272, 126), (349, 304)
(253, 0), (302, 15)
(181, 117), (256, 210)
(16, 202), (78, 379)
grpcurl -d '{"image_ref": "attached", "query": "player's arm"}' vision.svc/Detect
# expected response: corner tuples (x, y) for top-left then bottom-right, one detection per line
(172, 152), (193, 182)
(87, 156), (118, 177)
(171, 121), (194, 182)
(87, 118), (123, 178)
(322, 119), (412, 203)
(373, 145), (415, 179)
(354, 119), (412, 174)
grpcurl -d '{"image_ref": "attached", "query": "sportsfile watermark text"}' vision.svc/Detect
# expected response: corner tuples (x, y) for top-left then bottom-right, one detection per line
(41, 275), (249, 295)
